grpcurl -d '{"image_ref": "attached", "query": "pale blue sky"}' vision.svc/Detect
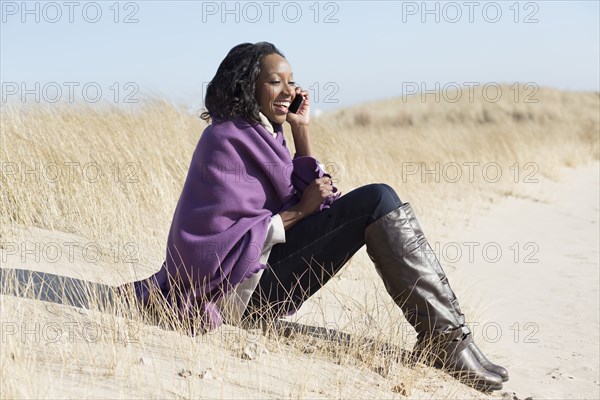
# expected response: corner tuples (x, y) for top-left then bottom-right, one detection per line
(1, 0), (599, 112)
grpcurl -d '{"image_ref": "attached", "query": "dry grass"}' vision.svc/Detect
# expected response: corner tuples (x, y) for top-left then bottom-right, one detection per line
(1, 84), (599, 398)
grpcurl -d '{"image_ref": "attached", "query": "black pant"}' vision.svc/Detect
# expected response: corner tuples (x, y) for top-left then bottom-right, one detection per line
(244, 183), (403, 319)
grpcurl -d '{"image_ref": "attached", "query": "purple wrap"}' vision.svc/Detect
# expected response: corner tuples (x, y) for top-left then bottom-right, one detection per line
(133, 117), (339, 331)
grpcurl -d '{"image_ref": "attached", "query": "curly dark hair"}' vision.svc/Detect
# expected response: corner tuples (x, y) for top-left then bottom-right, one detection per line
(200, 42), (285, 124)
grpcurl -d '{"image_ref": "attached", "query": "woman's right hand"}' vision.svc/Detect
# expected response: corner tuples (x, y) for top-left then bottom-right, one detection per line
(297, 177), (334, 215)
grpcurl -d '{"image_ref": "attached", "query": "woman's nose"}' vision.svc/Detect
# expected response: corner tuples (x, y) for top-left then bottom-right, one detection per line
(284, 83), (296, 97)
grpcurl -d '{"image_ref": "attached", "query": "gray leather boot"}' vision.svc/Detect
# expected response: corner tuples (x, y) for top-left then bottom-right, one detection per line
(365, 202), (507, 391)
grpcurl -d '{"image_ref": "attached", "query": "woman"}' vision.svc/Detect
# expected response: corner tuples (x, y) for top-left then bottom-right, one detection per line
(131, 42), (508, 392)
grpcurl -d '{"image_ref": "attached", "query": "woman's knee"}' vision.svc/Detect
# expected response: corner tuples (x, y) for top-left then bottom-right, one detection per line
(359, 183), (403, 222)
(376, 183), (403, 206)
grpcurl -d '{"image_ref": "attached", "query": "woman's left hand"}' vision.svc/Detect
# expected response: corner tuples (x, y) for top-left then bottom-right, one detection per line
(286, 86), (310, 128)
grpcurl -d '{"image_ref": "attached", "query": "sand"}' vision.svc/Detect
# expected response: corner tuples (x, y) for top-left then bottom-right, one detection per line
(1, 161), (598, 399)
(446, 161), (600, 398)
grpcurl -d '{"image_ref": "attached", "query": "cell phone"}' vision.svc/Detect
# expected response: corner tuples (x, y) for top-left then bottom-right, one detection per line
(288, 93), (304, 113)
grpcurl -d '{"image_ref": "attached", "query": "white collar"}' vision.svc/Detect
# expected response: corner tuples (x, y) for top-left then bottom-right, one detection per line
(258, 112), (277, 138)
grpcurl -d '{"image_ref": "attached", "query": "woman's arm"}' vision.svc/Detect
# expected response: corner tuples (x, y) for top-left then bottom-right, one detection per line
(280, 87), (334, 230)
(291, 123), (312, 157)
(278, 205), (306, 230)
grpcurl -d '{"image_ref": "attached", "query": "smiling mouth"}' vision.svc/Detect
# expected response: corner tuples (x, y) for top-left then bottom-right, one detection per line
(273, 100), (291, 113)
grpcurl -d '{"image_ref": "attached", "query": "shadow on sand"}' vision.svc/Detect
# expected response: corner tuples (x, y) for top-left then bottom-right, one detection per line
(0, 268), (116, 310)
(0, 267), (409, 361)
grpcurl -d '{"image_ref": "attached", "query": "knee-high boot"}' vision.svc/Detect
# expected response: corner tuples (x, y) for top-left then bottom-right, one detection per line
(365, 202), (508, 391)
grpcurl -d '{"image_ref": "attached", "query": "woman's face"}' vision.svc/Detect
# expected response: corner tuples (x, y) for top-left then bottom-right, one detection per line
(255, 53), (297, 125)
